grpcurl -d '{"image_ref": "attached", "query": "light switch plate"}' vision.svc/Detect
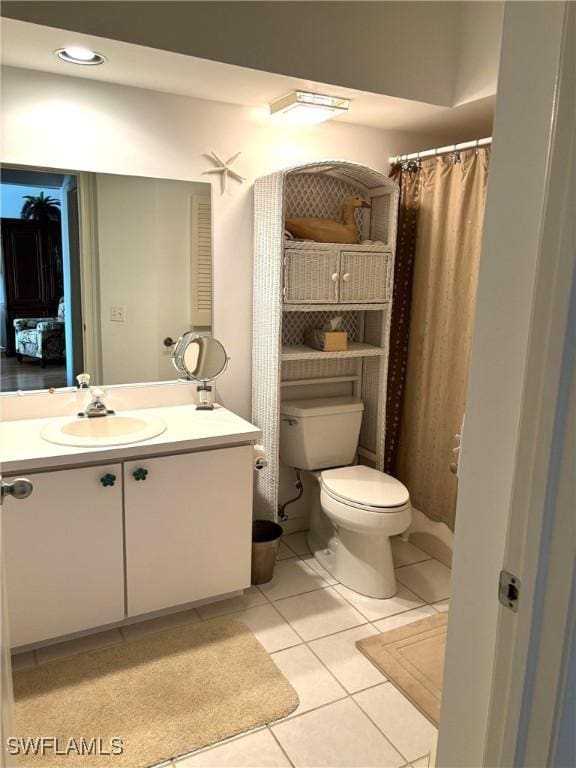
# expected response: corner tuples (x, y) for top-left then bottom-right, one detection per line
(110, 304), (127, 322)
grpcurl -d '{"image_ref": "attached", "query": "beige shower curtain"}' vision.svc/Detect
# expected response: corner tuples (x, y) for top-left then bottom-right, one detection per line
(395, 148), (490, 530)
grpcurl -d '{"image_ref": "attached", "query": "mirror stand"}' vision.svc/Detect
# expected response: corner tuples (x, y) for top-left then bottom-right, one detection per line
(171, 332), (228, 410)
(196, 381), (214, 410)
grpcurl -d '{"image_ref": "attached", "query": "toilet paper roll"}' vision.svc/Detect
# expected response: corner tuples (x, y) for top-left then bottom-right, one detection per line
(253, 444), (267, 471)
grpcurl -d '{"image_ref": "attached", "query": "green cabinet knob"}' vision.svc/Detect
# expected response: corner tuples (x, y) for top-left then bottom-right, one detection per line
(100, 473), (116, 487)
(132, 468), (148, 481)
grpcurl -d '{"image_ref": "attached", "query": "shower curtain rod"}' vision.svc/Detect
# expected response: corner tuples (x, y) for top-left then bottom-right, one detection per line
(389, 136), (492, 165)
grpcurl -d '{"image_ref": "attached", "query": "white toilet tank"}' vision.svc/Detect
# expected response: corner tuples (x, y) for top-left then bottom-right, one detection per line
(280, 396), (364, 470)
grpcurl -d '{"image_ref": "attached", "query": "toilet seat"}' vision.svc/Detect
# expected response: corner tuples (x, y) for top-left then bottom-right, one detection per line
(320, 486), (412, 536)
(320, 465), (410, 512)
(321, 488), (411, 514)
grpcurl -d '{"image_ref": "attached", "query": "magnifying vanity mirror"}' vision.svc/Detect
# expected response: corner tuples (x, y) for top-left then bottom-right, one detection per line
(172, 332), (229, 410)
(0, 164), (213, 393)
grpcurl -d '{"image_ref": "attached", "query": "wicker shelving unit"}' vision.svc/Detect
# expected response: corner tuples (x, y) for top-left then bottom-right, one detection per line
(252, 160), (399, 520)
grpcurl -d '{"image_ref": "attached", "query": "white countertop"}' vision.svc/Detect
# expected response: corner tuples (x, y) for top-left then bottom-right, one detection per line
(0, 404), (262, 474)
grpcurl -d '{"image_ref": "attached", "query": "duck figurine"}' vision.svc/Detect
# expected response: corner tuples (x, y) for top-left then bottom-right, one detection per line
(285, 195), (371, 244)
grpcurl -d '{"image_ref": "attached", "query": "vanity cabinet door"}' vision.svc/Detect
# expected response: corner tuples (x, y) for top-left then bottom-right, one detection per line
(4, 464), (125, 647)
(283, 248), (340, 303)
(124, 445), (253, 617)
(339, 250), (391, 303)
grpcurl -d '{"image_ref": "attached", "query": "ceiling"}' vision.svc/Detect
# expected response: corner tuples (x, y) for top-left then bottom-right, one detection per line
(1, 18), (495, 142)
(1, 168), (67, 187)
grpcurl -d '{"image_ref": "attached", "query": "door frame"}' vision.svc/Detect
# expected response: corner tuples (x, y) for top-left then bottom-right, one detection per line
(75, 171), (102, 384)
(437, 2), (575, 766)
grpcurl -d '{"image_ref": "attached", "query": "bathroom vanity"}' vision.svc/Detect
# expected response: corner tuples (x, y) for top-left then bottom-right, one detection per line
(1, 403), (261, 649)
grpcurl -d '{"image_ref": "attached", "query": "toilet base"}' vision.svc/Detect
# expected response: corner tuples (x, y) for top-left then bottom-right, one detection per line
(305, 470), (410, 599)
(309, 526), (398, 599)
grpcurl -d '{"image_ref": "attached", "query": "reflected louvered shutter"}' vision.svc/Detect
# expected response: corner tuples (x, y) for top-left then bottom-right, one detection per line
(191, 195), (212, 327)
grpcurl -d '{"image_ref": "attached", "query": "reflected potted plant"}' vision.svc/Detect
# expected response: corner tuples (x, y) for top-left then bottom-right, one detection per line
(20, 192), (61, 224)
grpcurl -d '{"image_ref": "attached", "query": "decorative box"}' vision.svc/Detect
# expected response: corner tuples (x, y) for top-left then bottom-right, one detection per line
(304, 329), (348, 352)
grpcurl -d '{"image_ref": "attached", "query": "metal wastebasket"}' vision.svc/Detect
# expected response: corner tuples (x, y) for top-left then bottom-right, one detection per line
(251, 520), (283, 585)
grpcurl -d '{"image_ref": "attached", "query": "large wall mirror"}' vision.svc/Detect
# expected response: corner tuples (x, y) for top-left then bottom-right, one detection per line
(0, 165), (212, 393)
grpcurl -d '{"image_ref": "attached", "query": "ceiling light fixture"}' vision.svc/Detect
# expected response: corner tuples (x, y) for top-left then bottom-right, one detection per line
(270, 91), (350, 125)
(55, 46), (107, 66)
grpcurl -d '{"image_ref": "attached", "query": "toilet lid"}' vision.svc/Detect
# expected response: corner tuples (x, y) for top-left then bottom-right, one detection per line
(321, 466), (410, 509)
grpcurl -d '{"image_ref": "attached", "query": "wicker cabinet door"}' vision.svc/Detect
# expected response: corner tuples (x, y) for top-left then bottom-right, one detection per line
(339, 250), (391, 303)
(283, 249), (340, 303)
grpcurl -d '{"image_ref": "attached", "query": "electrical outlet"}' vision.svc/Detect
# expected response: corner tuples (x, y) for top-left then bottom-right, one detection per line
(110, 305), (127, 322)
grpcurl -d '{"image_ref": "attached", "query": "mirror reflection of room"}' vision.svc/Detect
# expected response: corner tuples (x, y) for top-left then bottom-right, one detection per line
(0, 168), (212, 392)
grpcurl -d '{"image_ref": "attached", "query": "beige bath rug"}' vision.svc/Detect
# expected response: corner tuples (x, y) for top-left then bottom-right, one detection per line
(13, 618), (298, 768)
(356, 613), (448, 725)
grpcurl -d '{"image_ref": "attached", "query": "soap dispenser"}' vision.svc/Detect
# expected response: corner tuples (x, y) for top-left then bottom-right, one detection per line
(75, 373), (91, 415)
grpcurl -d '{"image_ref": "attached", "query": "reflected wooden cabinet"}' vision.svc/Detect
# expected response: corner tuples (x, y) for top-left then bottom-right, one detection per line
(1, 219), (63, 354)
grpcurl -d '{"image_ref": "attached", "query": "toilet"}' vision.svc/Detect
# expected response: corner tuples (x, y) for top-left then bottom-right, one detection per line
(280, 396), (411, 598)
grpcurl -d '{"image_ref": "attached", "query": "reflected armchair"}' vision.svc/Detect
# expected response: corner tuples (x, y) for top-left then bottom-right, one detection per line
(14, 298), (66, 367)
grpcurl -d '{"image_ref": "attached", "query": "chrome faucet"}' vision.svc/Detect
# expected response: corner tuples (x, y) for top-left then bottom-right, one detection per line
(83, 387), (113, 418)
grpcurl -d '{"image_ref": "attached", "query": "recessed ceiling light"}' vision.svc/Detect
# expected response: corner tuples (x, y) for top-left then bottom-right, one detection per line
(55, 46), (107, 66)
(270, 91), (350, 124)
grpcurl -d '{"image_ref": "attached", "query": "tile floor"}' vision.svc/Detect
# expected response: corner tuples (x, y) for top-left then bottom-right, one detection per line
(12, 534), (450, 768)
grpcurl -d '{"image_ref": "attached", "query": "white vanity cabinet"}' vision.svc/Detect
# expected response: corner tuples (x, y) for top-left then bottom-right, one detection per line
(123, 445), (253, 616)
(5, 464), (125, 648)
(1, 402), (260, 649)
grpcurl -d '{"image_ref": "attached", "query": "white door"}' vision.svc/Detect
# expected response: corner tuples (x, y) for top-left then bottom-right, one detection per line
(4, 465), (125, 648)
(1, 476), (35, 768)
(437, 2), (575, 766)
(124, 446), (253, 617)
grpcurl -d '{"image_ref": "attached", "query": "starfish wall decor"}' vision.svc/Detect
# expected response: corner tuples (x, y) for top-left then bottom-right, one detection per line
(202, 151), (247, 193)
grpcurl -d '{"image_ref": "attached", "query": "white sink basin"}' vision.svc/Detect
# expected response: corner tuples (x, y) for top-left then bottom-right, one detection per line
(41, 414), (166, 447)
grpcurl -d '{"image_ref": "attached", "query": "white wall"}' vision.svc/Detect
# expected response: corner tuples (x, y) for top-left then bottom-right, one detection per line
(454, 2), (504, 105)
(95, 173), (209, 384)
(0, 66), (438, 417)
